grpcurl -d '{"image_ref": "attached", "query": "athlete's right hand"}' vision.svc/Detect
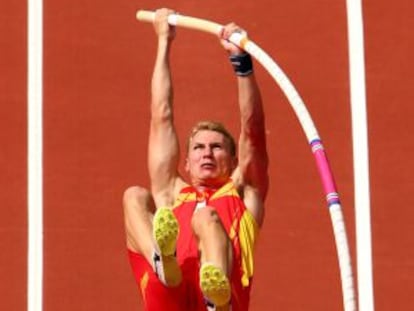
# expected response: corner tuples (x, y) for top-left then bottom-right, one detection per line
(153, 8), (176, 42)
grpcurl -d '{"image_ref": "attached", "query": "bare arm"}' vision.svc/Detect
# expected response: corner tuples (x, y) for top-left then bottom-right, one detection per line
(236, 73), (269, 225)
(237, 73), (269, 194)
(221, 25), (269, 226)
(148, 9), (183, 207)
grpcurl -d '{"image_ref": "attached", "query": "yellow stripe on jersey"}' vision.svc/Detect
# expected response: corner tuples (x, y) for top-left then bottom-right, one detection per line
(172, 192), (197, 208)
(140, 271), (149, 304)
(210, 181), (240, 200)
(238, 210), (259, 287)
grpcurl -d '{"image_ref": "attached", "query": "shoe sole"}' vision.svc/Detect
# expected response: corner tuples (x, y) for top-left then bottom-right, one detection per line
(153, 207), (179, 256)
(200, 263), (231, 307)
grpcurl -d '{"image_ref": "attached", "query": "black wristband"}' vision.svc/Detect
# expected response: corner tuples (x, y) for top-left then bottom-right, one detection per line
(229, 53), (253, 76)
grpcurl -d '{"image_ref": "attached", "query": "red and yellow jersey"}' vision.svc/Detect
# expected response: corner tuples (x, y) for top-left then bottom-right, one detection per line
(173, 179), (259, 309)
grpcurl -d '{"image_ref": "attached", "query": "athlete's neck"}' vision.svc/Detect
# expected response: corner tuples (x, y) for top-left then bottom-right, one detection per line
(195, 185), (217, 193)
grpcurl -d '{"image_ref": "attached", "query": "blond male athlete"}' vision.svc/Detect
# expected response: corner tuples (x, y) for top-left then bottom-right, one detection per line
(124, 8), (269, 311)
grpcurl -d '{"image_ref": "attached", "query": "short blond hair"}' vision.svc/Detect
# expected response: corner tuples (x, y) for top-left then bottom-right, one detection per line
(187, 120), (236, 156)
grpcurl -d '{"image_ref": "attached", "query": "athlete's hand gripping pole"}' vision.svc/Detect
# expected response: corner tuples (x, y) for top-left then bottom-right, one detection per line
(136, 9), (357, 311)
(136, 10), (249, 51)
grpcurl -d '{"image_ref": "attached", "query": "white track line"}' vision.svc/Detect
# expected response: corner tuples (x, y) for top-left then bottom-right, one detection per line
(27, 0), (43, 310)
(346, 1), (375, 310)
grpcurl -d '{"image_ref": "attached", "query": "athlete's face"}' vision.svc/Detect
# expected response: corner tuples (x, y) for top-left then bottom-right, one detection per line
(185, 130), (237, 187)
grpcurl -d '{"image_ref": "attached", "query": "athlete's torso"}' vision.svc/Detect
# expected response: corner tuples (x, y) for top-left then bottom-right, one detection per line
(172, 180), (259, 310)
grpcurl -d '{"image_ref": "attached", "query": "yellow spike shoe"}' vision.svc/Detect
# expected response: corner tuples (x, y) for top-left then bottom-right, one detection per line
(200, 263), (231, 307)
(152, 207), (181, 287)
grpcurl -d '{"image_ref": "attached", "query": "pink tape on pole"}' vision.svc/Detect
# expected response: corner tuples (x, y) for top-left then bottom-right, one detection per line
(311, 140), (340, 206)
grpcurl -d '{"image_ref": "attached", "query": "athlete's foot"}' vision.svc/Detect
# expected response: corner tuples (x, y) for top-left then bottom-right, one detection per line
(200, 263), (231, 308)
(152, 207), (182, 287)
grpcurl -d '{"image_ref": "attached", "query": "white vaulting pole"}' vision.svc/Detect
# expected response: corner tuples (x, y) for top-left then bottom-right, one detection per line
(27, 0), (44, 310)
(345, 1), (375, 310)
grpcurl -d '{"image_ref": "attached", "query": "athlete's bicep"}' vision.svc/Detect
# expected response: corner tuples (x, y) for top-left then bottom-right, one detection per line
(242, 185), (266, 228)
(148, 119), (181, 203)
(232, 167), (267, 227)
(237, 131), (269, 200)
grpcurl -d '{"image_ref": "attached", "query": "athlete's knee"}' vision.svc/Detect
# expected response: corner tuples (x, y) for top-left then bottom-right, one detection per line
(123, 186), (152, 214)
(191, 206), (223, 235)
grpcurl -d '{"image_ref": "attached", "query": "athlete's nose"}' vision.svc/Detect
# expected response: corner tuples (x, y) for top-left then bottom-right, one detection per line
(202, 146), (214, 157)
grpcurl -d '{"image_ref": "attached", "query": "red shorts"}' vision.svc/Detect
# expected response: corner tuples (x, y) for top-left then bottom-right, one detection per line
(128, 250), (206, 311)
